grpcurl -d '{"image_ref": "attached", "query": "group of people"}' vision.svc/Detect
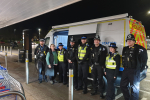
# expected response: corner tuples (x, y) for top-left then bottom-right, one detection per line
(34, 34), (147, 100)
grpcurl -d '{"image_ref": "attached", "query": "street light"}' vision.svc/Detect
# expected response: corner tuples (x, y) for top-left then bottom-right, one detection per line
(38, 28), (41, 39)
(148, 11), (150, 14)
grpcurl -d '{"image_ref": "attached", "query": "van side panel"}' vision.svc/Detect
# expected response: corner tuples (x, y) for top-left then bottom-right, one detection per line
(129, 19), (147, 49)
(96, 19), (125, 55)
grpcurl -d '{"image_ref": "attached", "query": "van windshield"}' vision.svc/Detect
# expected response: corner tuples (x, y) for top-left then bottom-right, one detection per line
(45, 37), (50, 46)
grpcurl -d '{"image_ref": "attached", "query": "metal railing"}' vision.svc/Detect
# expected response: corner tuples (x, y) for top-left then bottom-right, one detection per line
(0, 91), (26, 100)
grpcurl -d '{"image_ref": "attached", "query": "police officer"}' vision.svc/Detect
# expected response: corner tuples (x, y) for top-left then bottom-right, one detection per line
(34, 39), (49, 83)
(105, 43), (120, 100)
(90, 35), (107, 98)
(120, 34), (147, 100)
(66, 36), (78, 89)
(57, 43), (68, 85)
(76, 36), (90, 94)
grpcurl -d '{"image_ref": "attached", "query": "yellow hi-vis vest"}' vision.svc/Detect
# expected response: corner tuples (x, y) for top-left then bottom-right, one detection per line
(58, 49), (64, 62)
(78, 46), (87, 60)
(106, 53), (119, 69)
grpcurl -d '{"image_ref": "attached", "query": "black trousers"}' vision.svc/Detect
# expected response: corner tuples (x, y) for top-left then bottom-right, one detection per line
(59, 62), (67, 84)
(68, 62), (78, 88)
(92, 65), (104, 93)
(50, 65), (58, 80)
(106, 69), (116, 100)
(120, 68), (140, 100)
(78, 62), (89, 90)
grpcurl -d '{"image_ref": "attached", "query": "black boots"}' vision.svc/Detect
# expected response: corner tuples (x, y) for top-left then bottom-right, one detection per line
(82, 90), (87, 94)
(91, 91), (97, 95)
(100, 93), (105, 99)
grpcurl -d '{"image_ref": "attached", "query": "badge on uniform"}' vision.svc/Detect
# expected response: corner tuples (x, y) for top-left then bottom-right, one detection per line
(99, 47), (101, 51)
(127, 57), (129, 61)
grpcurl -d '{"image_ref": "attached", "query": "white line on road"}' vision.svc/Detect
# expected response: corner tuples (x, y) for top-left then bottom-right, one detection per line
(140, 90), (150, 94)
(141, 98), (147, 100)
(115, 93), (123, 100)
(115, 89), (150, 100)
(143, 79), (150, 82)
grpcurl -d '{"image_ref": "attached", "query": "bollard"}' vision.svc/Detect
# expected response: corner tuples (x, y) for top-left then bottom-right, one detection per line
(26, 58), (29, 84)
(4, 46), (5, 52)
(26, 50), (28, 59)
(5, 52), (7, 70)
(1, 46), (3, 52)
(18, 49), (19, 62)
(69, 69), (73, 100)
(7, 46), (8, 53)
(10, 47), (12, 55)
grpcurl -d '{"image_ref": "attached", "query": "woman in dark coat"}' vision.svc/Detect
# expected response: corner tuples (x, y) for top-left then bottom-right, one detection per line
(46, 44), (58, 84)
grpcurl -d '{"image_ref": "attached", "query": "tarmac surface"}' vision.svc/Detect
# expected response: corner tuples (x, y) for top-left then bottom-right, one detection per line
(0, 44), (150, 100)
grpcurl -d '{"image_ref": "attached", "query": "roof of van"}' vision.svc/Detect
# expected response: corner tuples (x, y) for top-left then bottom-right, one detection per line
(52, 13), (128, 29)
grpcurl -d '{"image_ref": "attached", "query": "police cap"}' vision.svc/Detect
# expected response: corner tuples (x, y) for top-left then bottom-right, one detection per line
(39, 39), (45, 42)
(70, 36), (75, 42)
(126, 34), (136, 42)
(81, 36), (87, 39)
(58, 43), (64, 46)
(94, 35), (101, 41)
(109, 43), (118, 48)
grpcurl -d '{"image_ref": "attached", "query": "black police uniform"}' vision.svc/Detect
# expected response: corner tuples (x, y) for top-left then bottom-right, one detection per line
(67, 44), (78, 89)
(34, 44), (49, 83)
(105, 43), (120, 100)
(120, 34), (147, 100)
(57, 47), (68, 85)
(76, 43), (90, 93)
(90, 44), (107, 95)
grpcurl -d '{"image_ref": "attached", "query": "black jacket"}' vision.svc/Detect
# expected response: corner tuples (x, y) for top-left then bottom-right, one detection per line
(66, 45), (77, 62)
(122, 44), (147, 72)
(90, 44), (108, 67)
(34, 44), (49, 61)
(76, 43), (90, 63)
(105, 52), (120, 77)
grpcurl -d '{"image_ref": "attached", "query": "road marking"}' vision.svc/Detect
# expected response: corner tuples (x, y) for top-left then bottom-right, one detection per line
(143, 79), (150, 82)
(140, 90), (150, 94)
(115, 89), (150, 100)
(115, 93), (123, 100)
(141, 98), (147, 100)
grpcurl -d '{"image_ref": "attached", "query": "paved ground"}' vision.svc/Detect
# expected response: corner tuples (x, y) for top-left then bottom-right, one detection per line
(0, 45), (150, 100)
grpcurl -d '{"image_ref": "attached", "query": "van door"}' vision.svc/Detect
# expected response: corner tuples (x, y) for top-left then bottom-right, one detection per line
(53, 30), (68, 49)
(68, 34), (96, 47)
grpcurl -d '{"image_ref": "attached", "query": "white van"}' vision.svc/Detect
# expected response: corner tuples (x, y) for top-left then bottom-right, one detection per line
(45, 13), (147, 90)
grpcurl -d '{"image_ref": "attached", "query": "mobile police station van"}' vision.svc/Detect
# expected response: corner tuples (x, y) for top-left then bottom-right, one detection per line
(44, 13), (148, 93)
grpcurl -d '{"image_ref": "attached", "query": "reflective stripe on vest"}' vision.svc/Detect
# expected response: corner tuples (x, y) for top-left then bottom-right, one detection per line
(78, 46), (87, 60)
(106, 53), (119, 69)
(58, 50), (64, 62)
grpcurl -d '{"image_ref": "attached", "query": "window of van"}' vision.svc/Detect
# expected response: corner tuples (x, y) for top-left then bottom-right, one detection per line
(45, 37), (50, 46)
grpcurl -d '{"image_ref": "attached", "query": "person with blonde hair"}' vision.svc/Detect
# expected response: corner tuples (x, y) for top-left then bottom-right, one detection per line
(46, 44), (58, 84)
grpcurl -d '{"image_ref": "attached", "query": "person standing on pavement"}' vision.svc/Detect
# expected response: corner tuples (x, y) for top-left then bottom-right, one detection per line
(46, 44), (58, 84)
(34, 39), (49, 83)
(120, 34), (147, 100)
(57, 43), (68, 85)
(75, 36), (90, 94)
(66, 36), (78, 89)
(90, 35), (107, 98)
(105, 43), (120, 100)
